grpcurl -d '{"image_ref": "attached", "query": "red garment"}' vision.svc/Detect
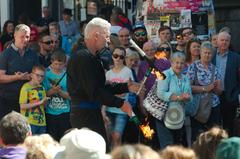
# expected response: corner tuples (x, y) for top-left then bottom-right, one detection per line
(0, 42), (3, 53)
(30, 26), (39, 42)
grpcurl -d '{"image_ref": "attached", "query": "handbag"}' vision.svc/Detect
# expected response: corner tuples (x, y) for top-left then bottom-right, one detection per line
(143, 81), (168, 121)
(194, 64), (215, 123)
(164, 103), (185, 130)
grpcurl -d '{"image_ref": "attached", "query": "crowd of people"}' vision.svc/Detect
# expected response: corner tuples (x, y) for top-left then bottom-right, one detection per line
(0, 4), (239, 159)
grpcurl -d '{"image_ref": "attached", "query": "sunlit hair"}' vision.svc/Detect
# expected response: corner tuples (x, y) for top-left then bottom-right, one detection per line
(24, 134), (61, 159)
(84, 17), (111, 39)
(171, 51), (186, 62)
(200, 41), (214, 53)
(111, 144), (161, 159)
(14, 24), (30, 33)
(159, 145), (197, 159)
(192, 127), (228, 159)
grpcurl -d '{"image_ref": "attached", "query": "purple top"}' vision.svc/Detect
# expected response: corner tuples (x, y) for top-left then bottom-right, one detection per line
(0, 146), (27, 159)
(137, 58), (171, 94)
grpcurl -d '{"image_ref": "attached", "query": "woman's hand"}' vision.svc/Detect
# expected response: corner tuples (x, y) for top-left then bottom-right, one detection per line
(180, 93), (191, 101)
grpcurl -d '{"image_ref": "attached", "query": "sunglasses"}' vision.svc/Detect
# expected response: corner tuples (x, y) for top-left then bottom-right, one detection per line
(42, 41), (52, 45)
(176, 35), (183, 40)
(134, 32), (147, 37)
(157, 47), (171, 52)
(112, 54), (125, 59)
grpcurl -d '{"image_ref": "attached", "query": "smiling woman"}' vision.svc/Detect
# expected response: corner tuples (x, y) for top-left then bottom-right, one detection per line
(186, 41), (222, 142)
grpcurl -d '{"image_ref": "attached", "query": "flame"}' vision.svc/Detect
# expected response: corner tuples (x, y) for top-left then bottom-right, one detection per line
(139, 122), (155, 140)
(151, 68), (164, 80)
(155, 51), (167, 59)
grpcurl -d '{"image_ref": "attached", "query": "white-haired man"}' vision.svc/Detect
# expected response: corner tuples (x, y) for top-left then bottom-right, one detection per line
(0, 24), (39, 119)
(67, 18), (138, 150)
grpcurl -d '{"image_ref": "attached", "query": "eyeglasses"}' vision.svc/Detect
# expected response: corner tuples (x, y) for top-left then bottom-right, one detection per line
(182, 31), (193, 37)
(51, 40), (59, 44)
(134, 32), (147, 37)
(33, 73), (45, 78)
(42, 41), (52, 45)
(112, 54), (125, 59)
(157, 47), (171, 52)
(176, 35), (183, 40)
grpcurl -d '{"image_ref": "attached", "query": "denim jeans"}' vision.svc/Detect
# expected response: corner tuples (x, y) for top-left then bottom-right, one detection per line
(155, 119), (185, 149)
(30, 125), (46, 135)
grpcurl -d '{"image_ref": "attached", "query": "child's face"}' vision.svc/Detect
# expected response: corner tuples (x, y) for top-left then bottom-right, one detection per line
(51, 60), (65, 72)
(31, 69), (45, 85)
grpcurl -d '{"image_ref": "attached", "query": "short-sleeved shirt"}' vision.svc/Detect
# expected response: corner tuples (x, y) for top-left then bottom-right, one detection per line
(19, 83), (46, 126)
(43, 68), (70, 115)
(187, 60), (221, 107)
(105, 66), (133, 114)
(0, 43), (39, 98)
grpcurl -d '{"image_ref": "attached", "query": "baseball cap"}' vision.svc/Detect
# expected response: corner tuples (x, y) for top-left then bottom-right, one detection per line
(132, 21), (146, 32)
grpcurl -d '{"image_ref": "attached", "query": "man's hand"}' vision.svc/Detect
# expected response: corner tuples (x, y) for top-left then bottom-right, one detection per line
(15, 72), (30, 80)
(128, 79), (140, 93)
(120, 101), (133, 117)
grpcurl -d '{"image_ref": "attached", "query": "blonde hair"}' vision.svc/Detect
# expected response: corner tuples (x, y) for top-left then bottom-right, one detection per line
(24, 134), (62, 159)
(15, 24), (30, 33)
(159, 145), (197, 159)
(111, 144), (161, 159)
(192, 127), (228, 159)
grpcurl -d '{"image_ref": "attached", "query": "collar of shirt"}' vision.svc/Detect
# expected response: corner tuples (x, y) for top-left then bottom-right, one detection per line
(217, 50), (228, 57)
(169, 67), (184, 79)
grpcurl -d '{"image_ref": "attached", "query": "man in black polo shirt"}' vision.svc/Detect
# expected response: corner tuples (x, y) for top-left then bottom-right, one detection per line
(0, 24), (39, 119)
(67, 18), (139, 150)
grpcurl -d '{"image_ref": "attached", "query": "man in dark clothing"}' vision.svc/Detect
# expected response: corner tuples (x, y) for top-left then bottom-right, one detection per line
(38, 33), (52, 68)
(0, 24), (39, 119)
(67, 18), (137, 149)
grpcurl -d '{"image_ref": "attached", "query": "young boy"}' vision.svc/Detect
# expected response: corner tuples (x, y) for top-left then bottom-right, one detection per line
(19, 65), (48, 135)
(43, 49), (71, 141)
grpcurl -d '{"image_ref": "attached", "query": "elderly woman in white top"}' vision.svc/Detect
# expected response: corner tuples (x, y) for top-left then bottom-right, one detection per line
(156, 52), (192, 149)
(187, 41), (222, 142)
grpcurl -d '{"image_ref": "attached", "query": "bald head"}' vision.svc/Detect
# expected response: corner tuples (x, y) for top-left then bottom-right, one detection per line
(143, 41), (156, 59)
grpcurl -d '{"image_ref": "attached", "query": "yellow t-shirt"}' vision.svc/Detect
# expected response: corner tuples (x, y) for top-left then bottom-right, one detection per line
(19, 83), (46, 126)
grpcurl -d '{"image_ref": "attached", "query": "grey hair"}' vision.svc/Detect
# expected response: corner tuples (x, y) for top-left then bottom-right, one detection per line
(218, 31), (231, 40)
(15, 24), (30, 33)
(171, 52), (186, 62)
(200, 41), (214, 53)
(126, 48), (140, 59)
(84, 17), (111, 39)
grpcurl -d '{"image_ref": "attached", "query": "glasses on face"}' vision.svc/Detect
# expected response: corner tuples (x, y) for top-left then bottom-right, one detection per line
(42, 41), (52, 45)
(157, 47), (171, 52)
(182, 31), (193, 37)
(33, 73), (44, 78)
(112, 54), (125, 60)
(176, 35), (183, 40)
(134, 32), (147, 37)
(51, 40), (59, 44)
